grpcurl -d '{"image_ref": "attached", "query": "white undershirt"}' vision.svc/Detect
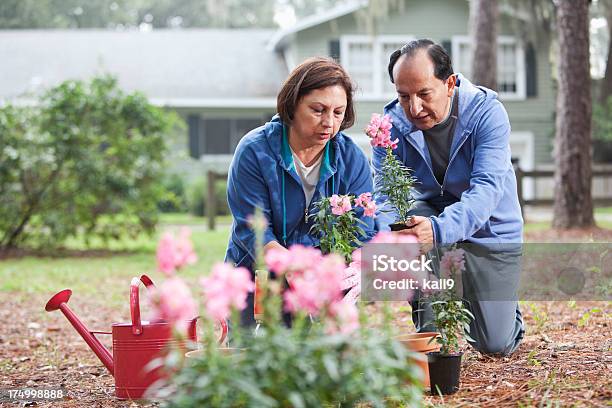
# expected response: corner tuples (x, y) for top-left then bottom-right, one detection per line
(290, 147), (323, 206)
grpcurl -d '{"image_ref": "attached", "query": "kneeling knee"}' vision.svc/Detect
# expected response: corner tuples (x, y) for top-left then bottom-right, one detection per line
(471, 338), (515, 356)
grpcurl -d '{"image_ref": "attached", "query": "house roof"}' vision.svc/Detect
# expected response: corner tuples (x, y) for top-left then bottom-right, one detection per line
(0, 29), (287, 108)
(267, 0), (529, 52)
(268, 0), (366, 52)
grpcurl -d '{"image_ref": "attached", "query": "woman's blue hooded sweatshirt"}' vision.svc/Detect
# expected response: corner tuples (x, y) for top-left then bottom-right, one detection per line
(225, 115), (376, 270)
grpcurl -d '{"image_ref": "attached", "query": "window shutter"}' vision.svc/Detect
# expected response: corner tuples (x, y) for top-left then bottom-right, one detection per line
(187, 114), (200, 159)
(203, 119), (232, 154)
(441, 39), (452, 59)
(329, 39), (341, 63)
(525, 43), (537, 97)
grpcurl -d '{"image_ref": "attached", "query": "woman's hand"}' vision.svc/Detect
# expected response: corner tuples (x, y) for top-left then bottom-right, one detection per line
(264, 240), (288, 254)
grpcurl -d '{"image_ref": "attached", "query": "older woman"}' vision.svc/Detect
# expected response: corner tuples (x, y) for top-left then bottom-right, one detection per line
(225, 57), (375, 324)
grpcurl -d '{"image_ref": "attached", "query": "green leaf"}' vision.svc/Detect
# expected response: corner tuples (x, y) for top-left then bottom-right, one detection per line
(322, 355), (340, 381)
(288, 392), (306, 408)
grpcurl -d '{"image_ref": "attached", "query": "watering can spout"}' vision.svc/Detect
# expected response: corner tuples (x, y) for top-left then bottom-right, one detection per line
(45, 289), (114, 375)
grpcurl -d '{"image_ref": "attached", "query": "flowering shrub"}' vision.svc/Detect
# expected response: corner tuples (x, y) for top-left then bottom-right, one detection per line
(310, 193), (376, 263)
(150, 221), (424, 406)
(427, 247), (474, 355)
(366, 113), (417, 224)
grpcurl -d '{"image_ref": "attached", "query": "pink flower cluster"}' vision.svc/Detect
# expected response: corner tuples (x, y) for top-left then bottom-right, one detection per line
(329, 193), (377, 217)
(329, 194), (352, 215)
(440, 248), (466, 276)
(156, 227), (198, 276)
(370, 231), (420, 256)
(354, 192), (377, 217)
(200, 262), (255, 322)
(266, 245), (360, 334)
(282, 251), (345, 316)
(365, 113), (398, 149)
(150, 277), (198, 332)
(326, 300), (360, 335)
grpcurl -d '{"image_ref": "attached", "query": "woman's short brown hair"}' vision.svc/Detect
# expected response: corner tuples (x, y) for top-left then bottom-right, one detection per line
(277, 57), (356, 131)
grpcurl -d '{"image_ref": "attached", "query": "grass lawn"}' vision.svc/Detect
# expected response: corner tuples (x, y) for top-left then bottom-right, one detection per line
(523, 218), (612, 233)
(595, 206), (612, 214)
(0, 215), (231, 306)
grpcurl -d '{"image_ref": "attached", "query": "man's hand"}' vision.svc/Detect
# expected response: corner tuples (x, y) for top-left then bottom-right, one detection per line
(399, 216), (434, 252)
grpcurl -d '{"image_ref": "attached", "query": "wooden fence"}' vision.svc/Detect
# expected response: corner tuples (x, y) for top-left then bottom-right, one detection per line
(206, 170), (228, 231)
(207, 168), (612, 228)
(514, 165), (612, 217)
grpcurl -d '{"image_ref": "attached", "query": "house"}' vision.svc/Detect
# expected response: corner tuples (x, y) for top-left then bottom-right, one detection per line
(0, 0), (555, 198)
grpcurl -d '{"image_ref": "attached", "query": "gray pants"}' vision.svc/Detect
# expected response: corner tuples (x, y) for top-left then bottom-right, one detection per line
(409, 201), (525, 356)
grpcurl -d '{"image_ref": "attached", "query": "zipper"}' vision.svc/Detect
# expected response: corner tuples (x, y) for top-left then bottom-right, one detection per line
(403, 135), (443, 193)
(440, 132), (470, 195)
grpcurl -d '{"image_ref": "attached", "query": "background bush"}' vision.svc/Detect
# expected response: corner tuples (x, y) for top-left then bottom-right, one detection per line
(157, 173), (188, 213)
(0, 75), (179, 250)
(187, 179), (230, 217)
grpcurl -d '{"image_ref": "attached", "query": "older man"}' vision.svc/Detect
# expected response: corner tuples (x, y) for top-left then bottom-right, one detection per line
(373, 39), (524, 356)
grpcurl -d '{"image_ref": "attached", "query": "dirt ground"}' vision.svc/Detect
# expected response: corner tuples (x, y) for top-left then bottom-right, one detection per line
(1, 228), (611, 407)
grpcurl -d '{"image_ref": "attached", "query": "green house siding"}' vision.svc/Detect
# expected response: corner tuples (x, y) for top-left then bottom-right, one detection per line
(289, 0), (555, 166)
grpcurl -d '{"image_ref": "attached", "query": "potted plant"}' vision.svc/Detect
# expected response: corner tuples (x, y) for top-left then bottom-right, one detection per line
(425, 247), (474, 395)
(394, 331), (440, 388)
(364, 113), (417, 231)
(310, 192), (376, 263)
(146, 216), (424, 406)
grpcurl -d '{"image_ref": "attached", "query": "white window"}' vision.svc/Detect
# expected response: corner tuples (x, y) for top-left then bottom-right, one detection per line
(452, 36), (526, 100)
(341, 35), (414, 99)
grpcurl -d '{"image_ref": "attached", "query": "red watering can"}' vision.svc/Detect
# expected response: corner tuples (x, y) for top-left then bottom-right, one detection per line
(45, 274), (228, 400)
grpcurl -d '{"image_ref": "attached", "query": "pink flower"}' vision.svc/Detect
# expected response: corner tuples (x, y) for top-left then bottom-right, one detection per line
(371, 231), (419, 245)
(175, 228), (198, 266)
(156, 228), (197, 277)
(370, 231), (421, 270)
(264, 248), (293, 275)
(363, 200), (377, 217)
(330, 194), (352, 215)
(150, 277), (198, 332)
(354, 192), (377, 217)
(354, 192), (371, 207)
(365, 113), (398, 149)
(326, 301), (360, 334)
(440, 248), (466, 277)
(265, 245), (323, 277)
(283, 251), (345, 316)
(157, 233), (178, 276)
(200, 262), (254, 322)
(366, 232), (423, 300)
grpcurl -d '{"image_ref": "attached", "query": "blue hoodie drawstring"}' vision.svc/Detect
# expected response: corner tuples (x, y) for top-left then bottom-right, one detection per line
(281, 126), (289, 246)
(281, 172), (287, 246)
(281, 124), (334, 247)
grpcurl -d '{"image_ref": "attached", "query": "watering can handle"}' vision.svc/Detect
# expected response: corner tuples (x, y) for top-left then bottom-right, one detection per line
(140, 274), (155, 289)
(130, 277), (143, 336)
(218, 319), (228, 345)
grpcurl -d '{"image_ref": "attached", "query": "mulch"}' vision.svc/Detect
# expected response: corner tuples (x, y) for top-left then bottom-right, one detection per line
(1, 227), (610, 407)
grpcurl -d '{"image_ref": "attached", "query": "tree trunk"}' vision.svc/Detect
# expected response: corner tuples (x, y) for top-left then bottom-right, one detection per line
(552, 0), (594, 228)
(469, 0), (498, 90)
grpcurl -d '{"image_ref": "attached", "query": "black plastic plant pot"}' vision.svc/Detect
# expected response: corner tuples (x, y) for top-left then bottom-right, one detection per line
(427, 352), (463, 395)
(389, 222), (412, 231)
